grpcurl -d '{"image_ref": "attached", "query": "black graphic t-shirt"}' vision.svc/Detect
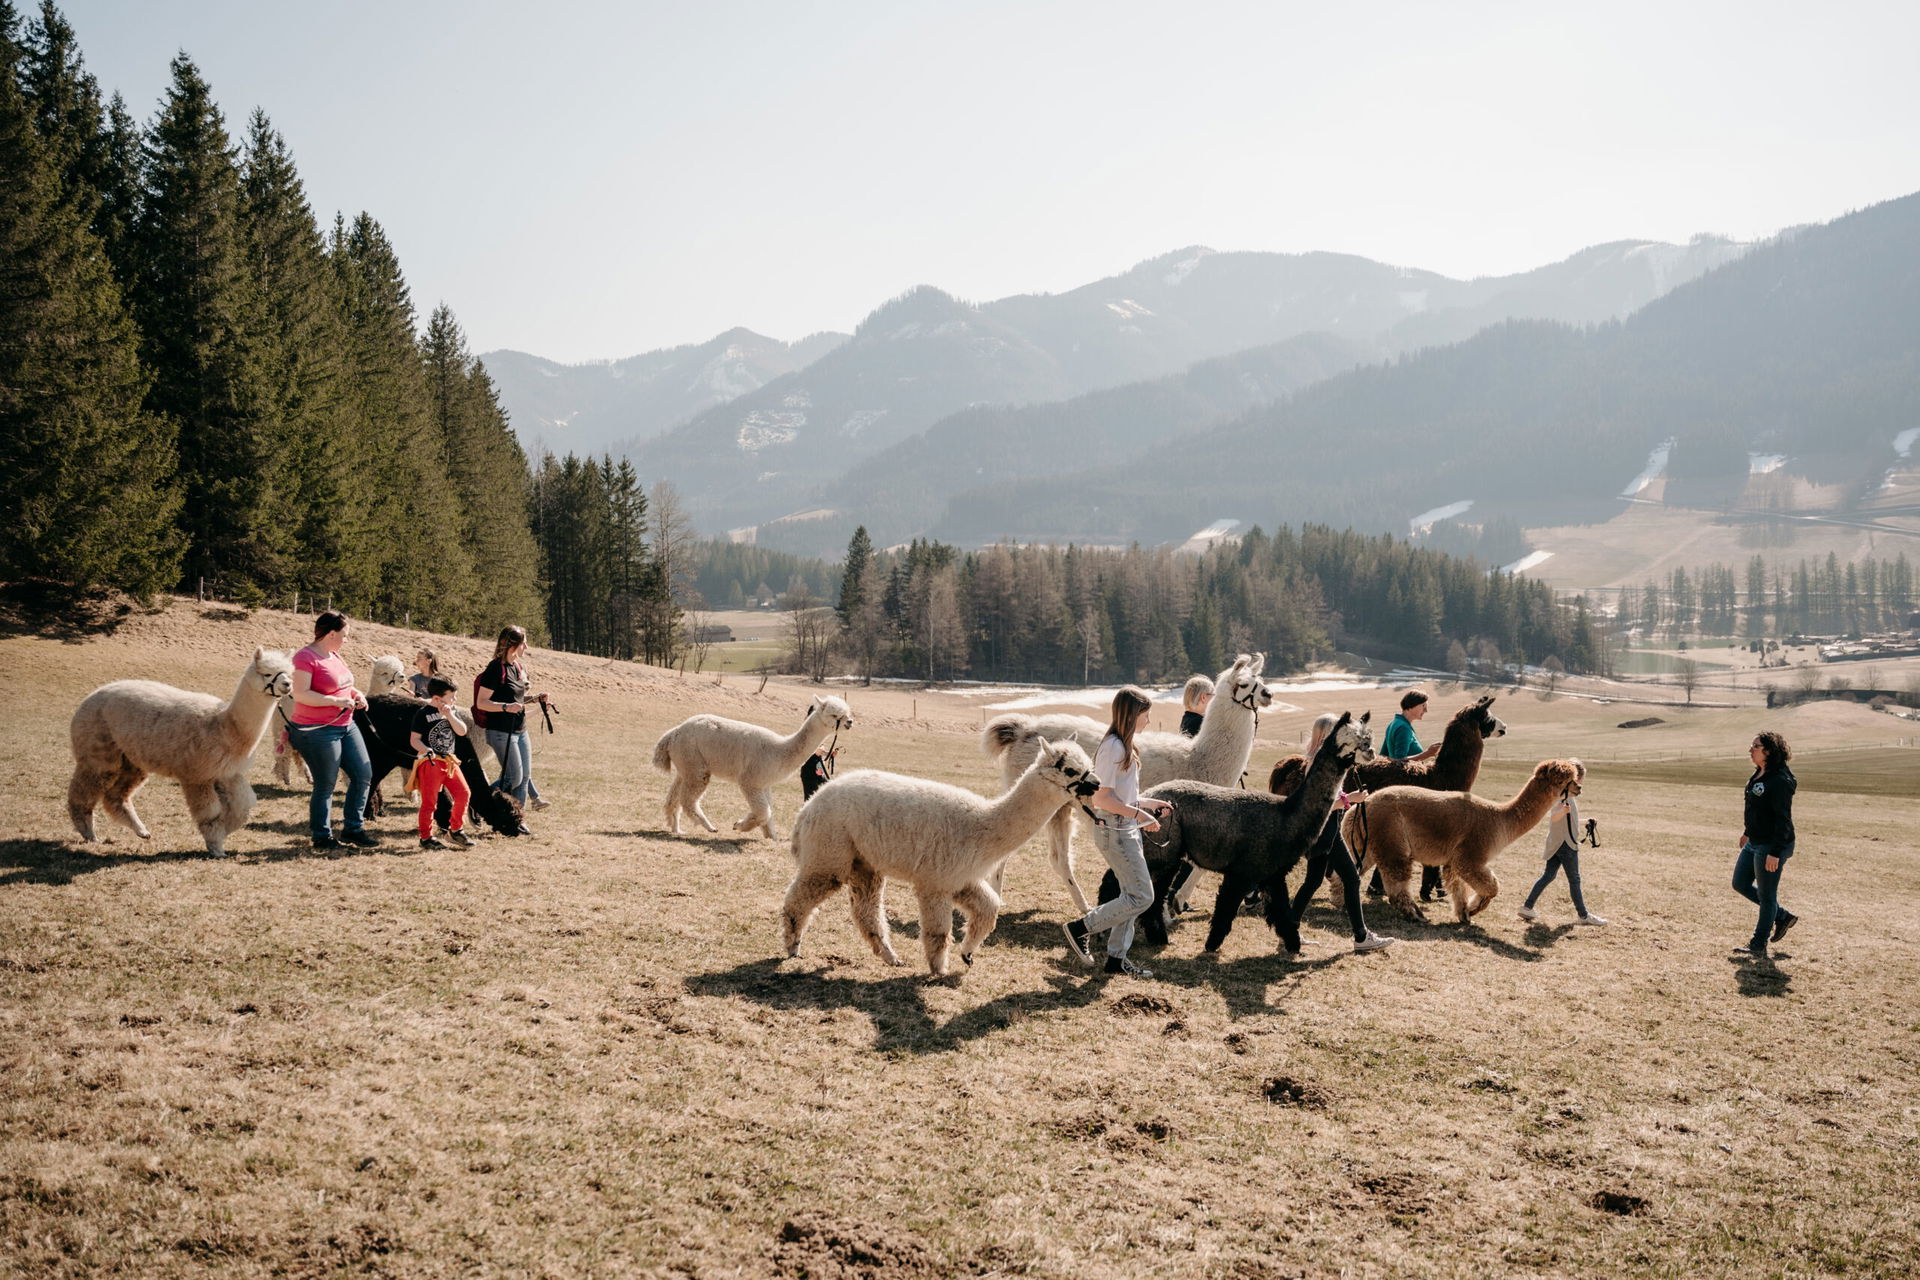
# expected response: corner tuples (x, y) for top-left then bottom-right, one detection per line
(412, 705), (458, 757)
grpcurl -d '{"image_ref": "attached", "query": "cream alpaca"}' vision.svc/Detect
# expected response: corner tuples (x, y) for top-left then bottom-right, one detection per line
(981, 653), (1274, 911)
(68, 648), (294, 858)
(652, 696), (854, 839)
(366, 654), (406, 697)
(782, 739), (1100, 975)
(1341, 759), (1581, 923)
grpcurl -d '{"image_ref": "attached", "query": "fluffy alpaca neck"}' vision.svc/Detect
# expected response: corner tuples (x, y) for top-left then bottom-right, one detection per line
(1188, 687), (1257, 779)
(1493, 770), (1566, 839)
(1288, 739), (1349, 829)
(979, 769), (1074, 856)
(774, 707), (832, 772)
(219, 665), (279, 754)
(1431, 715), (1487, 790)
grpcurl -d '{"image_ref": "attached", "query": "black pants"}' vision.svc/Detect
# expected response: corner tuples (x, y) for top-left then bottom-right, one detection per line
(1292, 820), (1368, 942)
(1367, 863), (1443, 899)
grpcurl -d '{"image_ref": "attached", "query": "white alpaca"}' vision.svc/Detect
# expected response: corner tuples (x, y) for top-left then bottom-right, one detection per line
(981, 653), (1275, 912)
(782, 739), (1101, 975)
(268, 695), (310, 788)
(68, 648), (294, 857)
(652, 696), (854, 839)
(367, 654), (406, 696)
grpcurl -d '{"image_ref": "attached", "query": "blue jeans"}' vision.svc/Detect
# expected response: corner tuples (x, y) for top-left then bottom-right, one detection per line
(289, 721), (371, 841)
(1733, 841), (1792, 950)
(1081, 822), (1154, 959)
(1526, 843), (1589, 916)
(486, 728), (533, 804)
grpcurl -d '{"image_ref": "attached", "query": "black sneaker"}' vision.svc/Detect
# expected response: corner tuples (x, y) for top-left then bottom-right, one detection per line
(1103, 955), (1153, 978)
(1061, 919), (1095, 967)
(446, 830), (473, 849)
(341, 829), (381, 849)
(420, 836), (448, 851)
(311, 835), (340, 851)
(1747, 942), (1768, 960)
(1771, 912), (1798, 943)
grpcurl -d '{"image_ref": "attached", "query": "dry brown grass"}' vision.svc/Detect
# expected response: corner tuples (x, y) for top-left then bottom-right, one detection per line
(3, 600), (1918, 1278)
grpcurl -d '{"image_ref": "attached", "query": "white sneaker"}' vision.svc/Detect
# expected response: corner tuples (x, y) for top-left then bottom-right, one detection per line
(1576, 913), (1608, 926)
(1517, 905), (1540, 922)
(1353, 931), (1396, 953)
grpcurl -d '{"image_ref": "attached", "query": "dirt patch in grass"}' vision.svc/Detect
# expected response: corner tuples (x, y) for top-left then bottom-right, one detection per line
(771, 1212), (940, 1278)
(1261, 1076), (1333, 1109)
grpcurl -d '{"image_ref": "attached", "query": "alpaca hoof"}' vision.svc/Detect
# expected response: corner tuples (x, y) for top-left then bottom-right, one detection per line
(959, 951), (974, 966)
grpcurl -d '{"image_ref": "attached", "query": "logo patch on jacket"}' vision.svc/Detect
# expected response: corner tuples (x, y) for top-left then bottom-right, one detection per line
(1751, 781), (1765, 795)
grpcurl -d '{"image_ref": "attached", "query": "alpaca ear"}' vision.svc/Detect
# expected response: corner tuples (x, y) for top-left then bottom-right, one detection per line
(1334, 711), (1351, 728)
(1251, 652), (1266, 675)
(1359, 711), (1371, 725)
(253, 646), (266, 665)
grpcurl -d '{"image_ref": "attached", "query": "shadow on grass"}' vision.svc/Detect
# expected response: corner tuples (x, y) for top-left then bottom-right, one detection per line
(1730, 953), (1793, 997)
(685, 956), (1110, 1055)
(0, 829), (441, 884)
(591, 829), (757, 853)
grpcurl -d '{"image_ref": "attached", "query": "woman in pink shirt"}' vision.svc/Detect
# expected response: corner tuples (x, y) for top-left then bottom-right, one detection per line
(287, 611), (377, 850)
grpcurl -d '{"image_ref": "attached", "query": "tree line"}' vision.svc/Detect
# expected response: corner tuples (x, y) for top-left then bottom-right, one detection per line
(1623, 552), (1917, 639)
(818, 523), (1601, 685)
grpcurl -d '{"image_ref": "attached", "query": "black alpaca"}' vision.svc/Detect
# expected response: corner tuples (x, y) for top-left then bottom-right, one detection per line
(1100, 711), (1374, 947)
(353, 693), (524, 836)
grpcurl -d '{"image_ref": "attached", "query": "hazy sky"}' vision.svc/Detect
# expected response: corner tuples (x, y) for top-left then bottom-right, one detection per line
(63, 0), (1920, 363)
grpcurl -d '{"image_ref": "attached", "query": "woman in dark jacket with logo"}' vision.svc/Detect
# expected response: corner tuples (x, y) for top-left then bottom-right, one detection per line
(1733, 730), (1797, 958)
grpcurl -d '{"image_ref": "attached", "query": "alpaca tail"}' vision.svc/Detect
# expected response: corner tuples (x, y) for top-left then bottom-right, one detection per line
(650, 729), (675, 773)
(980, 714), (1035, 759)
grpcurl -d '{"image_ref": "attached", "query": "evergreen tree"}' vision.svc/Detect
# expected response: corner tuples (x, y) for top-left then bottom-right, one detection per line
(131, 54), (278, 593)
(333, 212), (473, 625)
(837, 525), (872, 625)
(0, 8), (179, 592)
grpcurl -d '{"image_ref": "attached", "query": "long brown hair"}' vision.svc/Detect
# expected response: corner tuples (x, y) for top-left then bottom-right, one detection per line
(1103, 686), (1152, 768)
(491, 625), (528, 667)
(1752, 730), (1791, 771)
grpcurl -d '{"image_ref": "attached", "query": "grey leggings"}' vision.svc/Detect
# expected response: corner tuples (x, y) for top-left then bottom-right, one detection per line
(1525, 842), (1588, 916)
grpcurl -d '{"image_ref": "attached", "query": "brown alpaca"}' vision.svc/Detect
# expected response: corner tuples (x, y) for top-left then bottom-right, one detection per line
(1340, 759), (1580, 924)
(1346, 694), (1505, 793)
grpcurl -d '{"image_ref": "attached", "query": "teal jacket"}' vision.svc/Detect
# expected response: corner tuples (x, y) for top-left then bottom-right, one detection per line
(1382, 712), (1421, 760)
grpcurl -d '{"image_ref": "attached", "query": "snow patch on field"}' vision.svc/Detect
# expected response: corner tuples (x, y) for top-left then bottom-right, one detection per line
(1501, 550), (1555, 574)
(1748, 453), (1787, 475)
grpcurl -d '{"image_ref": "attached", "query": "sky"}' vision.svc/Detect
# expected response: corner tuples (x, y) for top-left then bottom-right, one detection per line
(61, 0), (1920, 363)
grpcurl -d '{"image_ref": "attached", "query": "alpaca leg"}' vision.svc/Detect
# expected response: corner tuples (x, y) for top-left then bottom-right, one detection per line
(1459, 865), (1498, 920)
(662, 771), (685, 834)
(915, 886), (956, 976)
(217, 773), (257, 836)
(1380, 852), (1426, 922)
(67, 766), (104, 842)
(683, 772), (719, 833)
(180, 781), (229, 857)
(737, 788), (777, 840)
(781, 870), (843, 958)
(99, 758), (152, 841)
(1046, 804), (1090, 915)
(845, 860), (899, 966)
(1204, 873), (1252, 952)
(954, 880), (1002, 967)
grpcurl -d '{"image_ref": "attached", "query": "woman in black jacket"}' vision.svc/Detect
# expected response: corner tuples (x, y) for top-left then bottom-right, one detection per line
(1733, 730), (1798, 958)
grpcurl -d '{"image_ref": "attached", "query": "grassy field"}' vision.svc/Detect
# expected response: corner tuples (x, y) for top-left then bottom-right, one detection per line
(3, 600), (1918, 1277)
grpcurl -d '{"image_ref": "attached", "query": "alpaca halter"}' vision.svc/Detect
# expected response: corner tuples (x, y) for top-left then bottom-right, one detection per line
(1230, 680), (1265, 787)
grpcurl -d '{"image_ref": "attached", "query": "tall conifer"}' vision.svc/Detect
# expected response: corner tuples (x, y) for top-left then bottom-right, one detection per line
(0, 6), (180, 592)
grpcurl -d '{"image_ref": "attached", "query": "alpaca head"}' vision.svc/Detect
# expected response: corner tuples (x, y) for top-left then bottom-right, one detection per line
(1218, 653), (1274, 713)
(1323, 710), (1376, 766)
(252, 647), (294, 698)
(808, 696), (854, 733)
(1533, 759), (1580, 792)
(367, 654), (406, 696)
(1462, 694), (1507, 740)
(1032, 738), (1100, 798)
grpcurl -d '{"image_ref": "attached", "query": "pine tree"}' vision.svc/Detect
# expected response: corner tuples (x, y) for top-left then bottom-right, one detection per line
(0, 7), (180, 592)
(131, 54), (277, 593)
(837, 525), (872, 625)
(333, 212), (473, 625)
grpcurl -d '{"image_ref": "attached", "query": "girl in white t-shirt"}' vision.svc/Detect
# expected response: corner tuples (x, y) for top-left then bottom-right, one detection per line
(1517, 758), (1606, 925)
(1061, 687), (1173, 978)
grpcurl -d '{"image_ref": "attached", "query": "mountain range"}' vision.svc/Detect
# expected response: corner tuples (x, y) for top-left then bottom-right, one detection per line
(482, 233), (1750, 541)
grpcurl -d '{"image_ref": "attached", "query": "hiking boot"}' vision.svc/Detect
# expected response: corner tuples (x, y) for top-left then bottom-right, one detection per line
(1061, 919), (1095, 966)
(1517, 904), (1540, 922)
(341, 829), (380, 849)
(446, 829), (473, 849)
(1103, 955), (1153, 978)
(311, 835), (340, 851)
(1353, 931), (1396, 953)
(420, 836), (448, 851)
(530, 796), (552, 811)
(1746, 942), (1768, 960)
(1770, 911), (1798, 943)
(1576, 913), (1608, 926)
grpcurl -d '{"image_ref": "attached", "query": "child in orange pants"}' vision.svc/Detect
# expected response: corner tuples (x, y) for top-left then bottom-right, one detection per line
(410, 677), (472, 850)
